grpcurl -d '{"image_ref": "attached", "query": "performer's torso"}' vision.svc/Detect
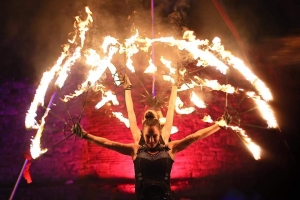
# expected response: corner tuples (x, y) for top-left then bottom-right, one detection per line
(133, 144), (174, 200)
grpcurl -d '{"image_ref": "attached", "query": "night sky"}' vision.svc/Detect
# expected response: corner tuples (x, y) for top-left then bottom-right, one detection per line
(1, 0), (299, 198)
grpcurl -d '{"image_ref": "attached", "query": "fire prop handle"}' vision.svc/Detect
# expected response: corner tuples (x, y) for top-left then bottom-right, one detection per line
(8, 159), (29, 200)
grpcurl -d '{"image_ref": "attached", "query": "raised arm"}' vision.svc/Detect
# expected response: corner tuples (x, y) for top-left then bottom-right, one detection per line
(161, 85), (177, 144)
(168, 121), (225, 159)
(123, 74), (141, 144)
(72, 123), (136, 157)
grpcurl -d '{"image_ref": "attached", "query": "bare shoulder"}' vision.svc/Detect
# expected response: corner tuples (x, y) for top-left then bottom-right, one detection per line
(131, 143), (142, 160)
(166, 142), (176, 160)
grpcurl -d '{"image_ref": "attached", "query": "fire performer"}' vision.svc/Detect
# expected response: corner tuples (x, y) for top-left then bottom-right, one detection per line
(121, 73), (179, 145)
(71, 113), (230, 199)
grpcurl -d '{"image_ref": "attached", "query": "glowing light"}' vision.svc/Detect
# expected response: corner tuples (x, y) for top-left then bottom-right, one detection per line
(202, 115), (213, 123)
(123, 29), (140, 73)
(26, 7), (278, 163)
(190, 91), (206, 108)
(230, 126), (261, 160)
(113, 112), (129, 128)
(171, 126), (178, 134)
(144, 58), (157, 74)
(75, 6), (93, 47)
(160, 56), (176, 74)
(30, 108), (50, 159)
(247, 92), (278, 128)
(25, 50), (68, 129)
(95, 91), (119, 109)
(210, 37), (272, 101)
(175, 97), (195, 114)
(55, 47), (82, 89)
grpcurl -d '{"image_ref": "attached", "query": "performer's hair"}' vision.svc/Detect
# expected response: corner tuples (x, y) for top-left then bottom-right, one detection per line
(139, 111), (171, 145)
(144, 111), (156, 119)
(143, 116), (160, 129)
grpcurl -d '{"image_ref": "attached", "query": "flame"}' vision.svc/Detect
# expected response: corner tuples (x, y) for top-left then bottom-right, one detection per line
(30, 108), (50, 159)
(160, 56), (176, 74)
(123, 29), (140, 72)
(27, 7), (93, 159)
(26, 7), (277, 162)
(246, 92), (278, 128)
(162, 75), (175, 84)
(178, 82), (196, 91)
(171, 126), (178, 134)
(210, 37), (272, 101)
(144, 58), (157, 74)
(25, 50), (68, 129)
(230, 126), (261, 160)
(203, 79), (235, 93)
(175, 97), (195, 114)
(113, 112), (129, 128)
(148, 34), (229, 74)
(205, 115), (261, 160)
(202, 115), (213, 123)
(62, 49), (106, 102)
(74, 6), (93, 47)
(55, 47), (82, 89)
(190, 91), (206, 108)
(95, 91), (119, 109)
(62, 36), (120, 102)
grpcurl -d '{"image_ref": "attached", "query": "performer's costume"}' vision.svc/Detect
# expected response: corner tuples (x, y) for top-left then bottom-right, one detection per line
(134, 144), (175, 200)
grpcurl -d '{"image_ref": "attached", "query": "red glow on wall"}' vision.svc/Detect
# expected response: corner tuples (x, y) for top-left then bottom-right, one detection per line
(74, 109), (253, 183)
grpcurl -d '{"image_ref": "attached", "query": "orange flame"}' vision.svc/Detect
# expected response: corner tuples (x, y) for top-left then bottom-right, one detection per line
(210, 37), (272, 101)
(25, 50), (68, 129)
(74, 6), (93, 47)
(247, 92), (278, 128)
(95, 91), (119, 109)
(55, 47), (82, 89)
(175, 97), (195, 114)
(144, 58), (157, 74)
(123, 29), (140, 72)
(113, 112), (129, 128)
(230, 126), (261, 160)
(202, 115), (213, 123)
(190, 91), (206, 108)
(30, 108), (50, 159)
(27, 7), (277, 161)
(160, 56), (176, 74)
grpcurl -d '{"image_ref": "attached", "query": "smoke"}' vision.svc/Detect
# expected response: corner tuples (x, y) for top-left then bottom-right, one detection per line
(0, 0), (193, 82)
(85, 0), (192, 40)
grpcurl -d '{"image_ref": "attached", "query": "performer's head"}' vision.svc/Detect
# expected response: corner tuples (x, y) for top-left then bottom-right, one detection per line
(141, 113), (161, 148)
(142, 109), (159, 124)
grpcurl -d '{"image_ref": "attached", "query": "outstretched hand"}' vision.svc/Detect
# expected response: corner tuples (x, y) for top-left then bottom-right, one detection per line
(119, 73), (132, 90)
(173, 68), (185, 87)
(216, 111), (232, 128)
(222, 111), (232, 125)
(71, 123), (87, 138)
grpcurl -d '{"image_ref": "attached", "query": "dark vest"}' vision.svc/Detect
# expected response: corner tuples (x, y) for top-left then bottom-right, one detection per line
(133, 144), (174, 200)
